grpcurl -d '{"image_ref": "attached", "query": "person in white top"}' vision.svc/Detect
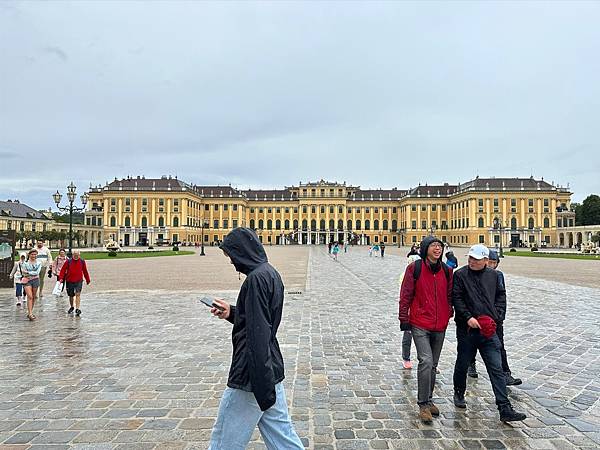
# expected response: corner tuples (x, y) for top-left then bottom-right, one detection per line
(32, 240), (53, 298)
(9, 253), (27, 306)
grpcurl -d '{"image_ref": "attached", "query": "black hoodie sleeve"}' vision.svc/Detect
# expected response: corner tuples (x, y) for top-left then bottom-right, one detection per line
(244, 274), (276, 411)
(226, 305), (236, 324)
(452, 271), (473, 323)
(494, 272), (507, 322)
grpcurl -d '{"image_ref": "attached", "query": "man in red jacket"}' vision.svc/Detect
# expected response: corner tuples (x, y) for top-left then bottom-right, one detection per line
(58, 250), (91, 316)
(399, 236), (453, 423)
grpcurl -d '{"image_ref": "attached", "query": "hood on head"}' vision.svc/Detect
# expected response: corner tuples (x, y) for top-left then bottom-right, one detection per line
(219, 227), (268, 275)
(419, 236), (444, 262)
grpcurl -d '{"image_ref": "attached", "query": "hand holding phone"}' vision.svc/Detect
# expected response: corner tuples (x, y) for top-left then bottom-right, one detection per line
(200, 296), (225, 311)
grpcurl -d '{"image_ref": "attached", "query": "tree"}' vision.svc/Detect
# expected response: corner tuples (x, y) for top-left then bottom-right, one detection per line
(573, 203), (583, 226)
(579, 195), (600, 225)
(52, 212), (84, 224)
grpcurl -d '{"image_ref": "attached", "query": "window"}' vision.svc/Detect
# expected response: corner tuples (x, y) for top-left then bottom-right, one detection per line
(478, 217), (484, 228)
(173, 217), (179, 227)
(223, 219), (228, 229)
(110, 217), (116, 227)
(528, 217), (534, 229)
(293, 219), (299, 229)
(320, 220), (325, 231)
(364, 220), (370, 230)
(111, 198), (116, 206)
(268, 208), (272, 213)
(285, 208), (289, 213)
(543, 217), (550, 228)
(205, 204), (209, 211)
(275, 220), (281, 230)
(125, 198), (131, 206)
(213, 219), (219, 229)
(365, 207), (370, 213)
(232, 204), (238, 212)
(432, 205), (437, 212)
(338, 206), (343, 214)
(392, 207), (397, 213)
(479, 235), (485, 244)
(320, 206), (325, 214)
(478, 199), (484, 207)
(374, 207), (379, 213)
(374, 220), (379, 230)
(411, 220), (417, 230)
(421, 205), (426, 212)
(421, 220), (426, 229)
(391, 220), (397, 231)
(141, 217), (148, 227)
(511, 217), (517, 229)
(356, 220), (361, 230)
(223, 204), (228, 211)
(329, 206), (334, 214)
(302, 206), (307, 213)
(158, 217), (165, 227)
(267, 220), (272, 230)
(250, 207), (255, 213)
(276, 208), (280, 213)
(311, 206), (316, 214)
(412, 236), (417, 243)
(383, 220), (388, 230)
(329, 219), (334, 230)
(159, 199), (165, 207)
(347, 219), (352, 230)
(557, 218), (562, 227)
(284, 220), (289, 230)
(214, 204), (219, 211)
(250, 219), (255, 229)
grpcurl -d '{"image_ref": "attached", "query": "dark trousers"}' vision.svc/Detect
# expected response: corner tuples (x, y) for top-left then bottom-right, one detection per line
(412, 327), (446, 405)
(453, 326), (509, 408)
(402, 330), (412, 361)
(471, 322), (511, 374)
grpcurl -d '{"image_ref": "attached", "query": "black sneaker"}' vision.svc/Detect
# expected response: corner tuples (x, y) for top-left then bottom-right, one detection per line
(506, 374), (523, 386)
(453, 390), (466, 408)
(500, 405), (527, 422)
(67, 307), (74, 314)
(75, 309), (81, 316)
(468, 362), (478, 378)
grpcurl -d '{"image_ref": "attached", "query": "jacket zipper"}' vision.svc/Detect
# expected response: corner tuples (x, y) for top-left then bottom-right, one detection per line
(433, 272), (438, 330)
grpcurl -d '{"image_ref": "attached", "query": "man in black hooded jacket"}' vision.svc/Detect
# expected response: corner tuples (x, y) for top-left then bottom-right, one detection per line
(208, 228), (303, 450)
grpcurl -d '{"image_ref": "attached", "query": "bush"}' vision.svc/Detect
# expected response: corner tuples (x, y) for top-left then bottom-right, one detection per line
(108, 250), (118, 257)
(173, 245), (179, 252)
(531, 247), (539, 252)
(509, 248), (517, 252)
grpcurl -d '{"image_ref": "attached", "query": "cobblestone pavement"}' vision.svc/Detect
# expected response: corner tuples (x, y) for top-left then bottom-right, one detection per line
(0, 247), (599, 449)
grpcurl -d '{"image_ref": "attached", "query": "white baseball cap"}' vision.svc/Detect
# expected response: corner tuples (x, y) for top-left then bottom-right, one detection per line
(468, 244), (489, 260)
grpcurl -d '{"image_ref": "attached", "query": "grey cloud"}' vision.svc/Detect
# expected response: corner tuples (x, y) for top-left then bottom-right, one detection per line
(41, 46), (68, 62)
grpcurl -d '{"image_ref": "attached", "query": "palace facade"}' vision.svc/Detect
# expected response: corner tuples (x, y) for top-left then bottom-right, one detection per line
(86, 176), (573, 248)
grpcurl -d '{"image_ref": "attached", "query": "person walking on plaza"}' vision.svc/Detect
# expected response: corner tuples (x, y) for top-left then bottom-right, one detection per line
(399, 236), (453, 424)
(9, 253), (27, 306)
(445, 251), (458, 269)
(452, 244), (526, 422)
(407, 244), (419, 257)
(22, 249), (42, 321)
(380, 242), (386, 258)
(58, 250), (91, 316)
(32, 240), (52, 299)
(51, 248), (68, 298)
(332, 242), (340, 261)
(328, 241), (333, 254)
(398, 253), (422, 370)
(208, 228), (303, 450)
(468, 250), (522, 385)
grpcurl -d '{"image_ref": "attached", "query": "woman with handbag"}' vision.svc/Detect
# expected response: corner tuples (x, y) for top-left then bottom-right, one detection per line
(51, 248), (68, 298)
(9, 253), (27, 306)
(22, 249), (42, 321)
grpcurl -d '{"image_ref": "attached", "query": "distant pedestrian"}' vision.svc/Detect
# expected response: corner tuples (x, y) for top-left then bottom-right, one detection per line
(328, 241), (333, 254)
(407, 244), (419, 257)
(445, 251), (458, 269)
(9, 253), (27, 306)
(208, 228), (303, 450)
(452, 244), (526, 422)
(368, 245), (373, 257)
(58, 250), (91, 317)
(399, 237), (453, 423)
(332, 242), (340, 261)
(344, 242), (348, 253)
(380, 242), (386, 258)
(22, 249), (42, 321)
(51, 248), (68, 298)
(32, 240), (52, 299)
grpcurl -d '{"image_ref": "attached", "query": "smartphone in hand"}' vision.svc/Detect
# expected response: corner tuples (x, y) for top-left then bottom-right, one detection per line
(199, 296), (225, 312)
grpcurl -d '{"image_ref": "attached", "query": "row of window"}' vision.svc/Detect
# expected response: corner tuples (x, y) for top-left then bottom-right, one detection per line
(4, 221), (49, 232)
(248, 219), (399, 231)
(249, 206), (399, 214)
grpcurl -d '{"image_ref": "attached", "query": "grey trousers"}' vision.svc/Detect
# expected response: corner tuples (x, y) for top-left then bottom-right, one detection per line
(412, 326), (446, 405)
(39, 266), (47, 294)
(402, 330), (412, 361)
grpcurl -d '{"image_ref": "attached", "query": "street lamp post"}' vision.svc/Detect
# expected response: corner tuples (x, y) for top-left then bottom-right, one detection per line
(200, 219), (208, 256)
(53, 182), (88, 257)
(493, 218), (504, 258)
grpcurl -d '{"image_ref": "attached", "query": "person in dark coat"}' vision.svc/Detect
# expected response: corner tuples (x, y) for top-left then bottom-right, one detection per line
(208, 227), (303, 450)
(452, 244), (526, 423)
(407, 244), (419, 257)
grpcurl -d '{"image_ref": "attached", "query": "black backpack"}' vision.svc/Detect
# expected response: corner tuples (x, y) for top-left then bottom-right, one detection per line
(413, 259), (450, 283)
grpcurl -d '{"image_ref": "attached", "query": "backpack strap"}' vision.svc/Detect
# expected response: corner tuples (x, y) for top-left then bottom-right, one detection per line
(412, 259), (422, 281)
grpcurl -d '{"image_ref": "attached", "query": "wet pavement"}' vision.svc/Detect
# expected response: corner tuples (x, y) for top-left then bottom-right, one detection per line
(0, 246), (599, 449)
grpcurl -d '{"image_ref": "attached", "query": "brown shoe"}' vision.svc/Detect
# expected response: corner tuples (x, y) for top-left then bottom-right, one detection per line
(429, 403), (440, 417)
(419, 405), (433, 424)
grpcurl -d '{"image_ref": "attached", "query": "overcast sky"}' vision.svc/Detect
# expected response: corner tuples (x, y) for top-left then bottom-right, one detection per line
(1, 1), (599, 209)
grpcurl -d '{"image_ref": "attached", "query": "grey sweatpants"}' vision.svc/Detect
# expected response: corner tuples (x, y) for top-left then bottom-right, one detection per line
(412, 326), (446, 405)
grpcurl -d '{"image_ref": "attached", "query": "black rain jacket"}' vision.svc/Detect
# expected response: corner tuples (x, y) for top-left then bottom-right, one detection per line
(452, 265), (507, 328)
(219, 228), (285, 411)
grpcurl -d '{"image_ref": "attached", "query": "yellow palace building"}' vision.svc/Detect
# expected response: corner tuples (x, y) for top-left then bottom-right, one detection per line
(86, 176), (573, 248)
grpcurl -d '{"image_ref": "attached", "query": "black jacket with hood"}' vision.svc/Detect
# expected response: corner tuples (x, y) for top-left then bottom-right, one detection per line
(219, 228), (285, 411)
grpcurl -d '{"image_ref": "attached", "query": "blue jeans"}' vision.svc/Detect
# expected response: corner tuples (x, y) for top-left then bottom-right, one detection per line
(209, 382), (304, 450)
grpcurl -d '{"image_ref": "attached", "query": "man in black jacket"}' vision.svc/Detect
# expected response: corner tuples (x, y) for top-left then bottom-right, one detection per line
(208, 228), (303, 450)
(452, 244), (526, 422)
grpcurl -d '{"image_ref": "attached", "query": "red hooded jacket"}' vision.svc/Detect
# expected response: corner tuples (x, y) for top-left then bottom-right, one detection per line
(58, 258), (90, 284)
(399, 260), (453, 332)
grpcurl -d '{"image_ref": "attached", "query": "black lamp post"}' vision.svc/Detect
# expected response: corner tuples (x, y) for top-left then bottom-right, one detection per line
(53, 182), (88, 257)
(493, 218), (504, 258)
(200, 219), (208, 256)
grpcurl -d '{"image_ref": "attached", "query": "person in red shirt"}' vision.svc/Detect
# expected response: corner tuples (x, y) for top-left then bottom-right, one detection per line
(58, 250), (91, 316)
(399, 236), (453, 423)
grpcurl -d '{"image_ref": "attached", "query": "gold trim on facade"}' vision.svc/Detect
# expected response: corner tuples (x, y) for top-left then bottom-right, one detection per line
(86, 176), (573, 248)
